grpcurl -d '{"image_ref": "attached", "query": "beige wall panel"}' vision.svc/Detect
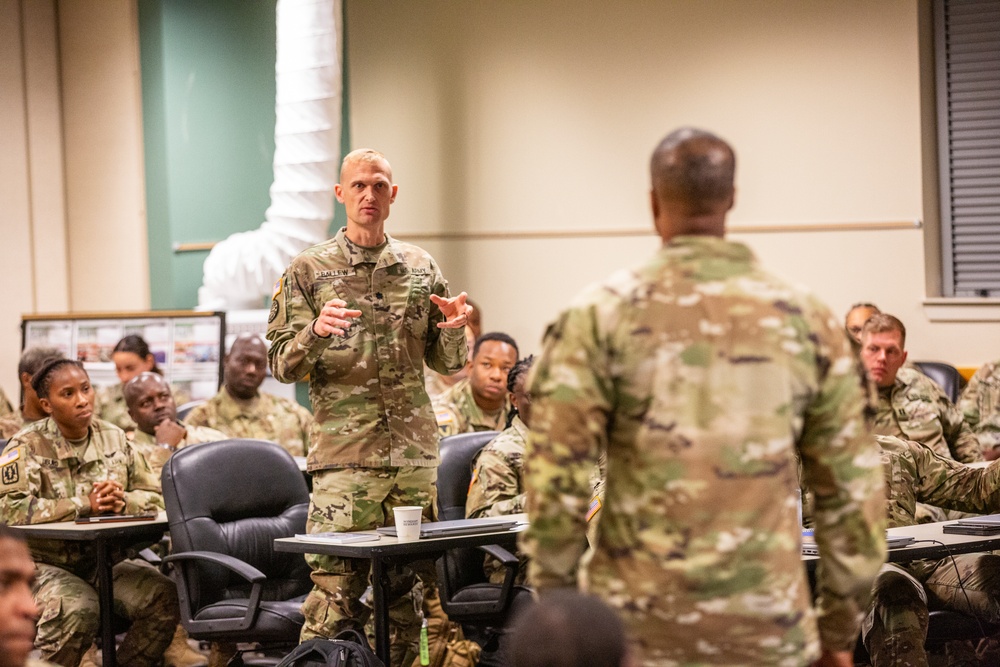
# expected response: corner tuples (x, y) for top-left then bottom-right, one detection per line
(58, 0), (149, 312)
(0, 0), (36, 404)
(352, 0), (1000, 371)
(23, 0), (69, 314)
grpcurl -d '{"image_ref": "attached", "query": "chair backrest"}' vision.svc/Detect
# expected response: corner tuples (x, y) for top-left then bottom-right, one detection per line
(161, 438), (312, 610)
(437, 431), (499, 521)
(913, 361), (964, 403)
(176, 400), (206, 421)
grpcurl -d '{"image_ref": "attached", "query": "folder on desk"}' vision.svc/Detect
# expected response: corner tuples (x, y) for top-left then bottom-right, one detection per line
(943, 514), (1000, 535)
(377, 518), (519, 539)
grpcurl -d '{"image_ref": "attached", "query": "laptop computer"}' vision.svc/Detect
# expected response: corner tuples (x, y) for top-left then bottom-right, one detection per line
(801, 533), (915, 556)
(377, 517), (520, 539)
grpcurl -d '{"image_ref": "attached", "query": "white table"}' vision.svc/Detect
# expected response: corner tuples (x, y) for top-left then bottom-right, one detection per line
(12, 512), (169, 667)
(274, 514), (527, 663)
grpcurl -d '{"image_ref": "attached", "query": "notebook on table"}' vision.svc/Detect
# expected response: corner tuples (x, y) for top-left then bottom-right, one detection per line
(376, 518), (520, 539)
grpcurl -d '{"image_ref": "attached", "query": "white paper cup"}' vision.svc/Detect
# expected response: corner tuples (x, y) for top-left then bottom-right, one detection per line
(393, 506), (423, 542)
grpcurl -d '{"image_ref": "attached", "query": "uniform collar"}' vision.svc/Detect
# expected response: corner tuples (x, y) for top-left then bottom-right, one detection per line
(334, 228), (403, 269)
(663, 234), (754, 260)
(217, 388), (260, 421)
(44, 418), (100, 463)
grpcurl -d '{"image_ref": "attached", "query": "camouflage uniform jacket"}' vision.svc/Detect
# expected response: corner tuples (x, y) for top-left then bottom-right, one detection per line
(433, 377), (511, 438)
(0, 385), (13, 417)
(184, 388), (313, 457)
(0, 409), (25, 439)
(959, 360), (1000, 451)
(523, 236), (886, 661)
(94, 383), (136, 432)
(266, 228), (467, 471)
(130, 423), (228, 480)
(0, 418), (163, 578)
(466, 416), (528, 519)
(873, 366), (982, 463)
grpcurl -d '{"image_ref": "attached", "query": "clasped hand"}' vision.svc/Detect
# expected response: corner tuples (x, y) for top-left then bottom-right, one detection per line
(89, 479), (125, 515)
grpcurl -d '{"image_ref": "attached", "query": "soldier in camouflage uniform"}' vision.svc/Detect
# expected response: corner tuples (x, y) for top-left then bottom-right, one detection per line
(125, 372), (227, 480)
(959, 359), (1000, 456)
(0, 359), (177, 667)
(861, 313), (983, 463)
(523, 128), (886, 667)
(184, 334), (313, 457)
(433, 332), (517, 438)
(0, 347), (64, 440)
(865, 434), (1000, 666)
(267, 149), (470, 667)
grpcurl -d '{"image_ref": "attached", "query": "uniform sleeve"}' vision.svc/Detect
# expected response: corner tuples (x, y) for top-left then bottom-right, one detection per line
(123, 441), (165, 513)
(959, 367), (985, 429)
(522, 305), (610, 590)
(182, 403), (212, 429)
(797, 320), (887, 654)
(466, 448), (524, 519)
(912, 443), (1000, 512)
(939, 390), (984, 463)
(0, 441), (87, 524)
(424, 262), (468, 376)
(266, 265), (339, 383)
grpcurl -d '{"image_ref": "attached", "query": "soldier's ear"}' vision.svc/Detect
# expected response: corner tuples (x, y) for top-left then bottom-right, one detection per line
(38, 397), (53, 415)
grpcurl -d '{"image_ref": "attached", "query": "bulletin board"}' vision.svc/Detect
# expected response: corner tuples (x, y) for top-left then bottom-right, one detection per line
(21, 311), (226, 402)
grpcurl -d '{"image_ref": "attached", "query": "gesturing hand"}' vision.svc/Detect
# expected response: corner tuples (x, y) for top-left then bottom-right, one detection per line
(430, 292), (473, 329)
(313, 299), (363, 337)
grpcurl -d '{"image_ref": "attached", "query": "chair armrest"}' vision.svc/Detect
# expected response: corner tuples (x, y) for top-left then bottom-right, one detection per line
(476, 544), (518, 613)
(163, 550), (268, 635)
(163, 550), (266, 583)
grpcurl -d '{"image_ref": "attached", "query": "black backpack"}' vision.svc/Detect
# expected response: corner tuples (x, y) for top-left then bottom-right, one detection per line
(275, 631), (385, 667)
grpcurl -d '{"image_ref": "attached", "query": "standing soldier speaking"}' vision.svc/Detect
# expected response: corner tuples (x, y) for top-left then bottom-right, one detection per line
(522, 128), (886, 667)
(267, 148), (471, 667)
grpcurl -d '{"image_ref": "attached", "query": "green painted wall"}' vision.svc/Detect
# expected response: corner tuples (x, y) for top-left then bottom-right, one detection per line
(138, 0), (278, 310)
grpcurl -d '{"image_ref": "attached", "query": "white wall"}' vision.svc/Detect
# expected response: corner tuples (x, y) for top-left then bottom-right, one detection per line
(345, 0), (1000, 366)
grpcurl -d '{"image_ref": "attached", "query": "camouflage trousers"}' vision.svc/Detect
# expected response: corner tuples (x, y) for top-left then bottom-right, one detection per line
(300, 466), (437, 667)
(33, 559), (179, 667)
(863, 554), (1000, 667)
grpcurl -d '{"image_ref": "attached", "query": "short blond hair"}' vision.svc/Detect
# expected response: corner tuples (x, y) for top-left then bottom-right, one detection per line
(862, 313), (906, 349)
(340, 148), (393, 182)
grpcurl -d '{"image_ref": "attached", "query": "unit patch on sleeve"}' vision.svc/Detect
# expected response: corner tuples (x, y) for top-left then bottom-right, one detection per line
(0, 446), (26, 493)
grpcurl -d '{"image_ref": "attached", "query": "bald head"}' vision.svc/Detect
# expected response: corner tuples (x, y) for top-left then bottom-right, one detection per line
(650, 128), (736, 239)
(225, 334), (268, 400)
(124, 372), (176, 435)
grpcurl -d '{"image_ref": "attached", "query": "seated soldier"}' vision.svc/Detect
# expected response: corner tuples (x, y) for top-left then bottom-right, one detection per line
(959, 359), (1000, 454)
(861, 313), (983, 463)
(864, 434), (1000, 666)
(124, 372), (227, 479)
(466, 356), (603, 582)
(0, 359), (178, 667)
(184, 334), (313, 457)
(0, 347), (63, 439)
(95, 335), (170, 432)
(434, 332), (518, 437)
(845, 301), (880, 348)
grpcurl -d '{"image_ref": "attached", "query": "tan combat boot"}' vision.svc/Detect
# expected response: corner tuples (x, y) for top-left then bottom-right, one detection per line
(163, 624), (207, 667)
(207, 641), (238, 667)
(78, 644), (101, 667)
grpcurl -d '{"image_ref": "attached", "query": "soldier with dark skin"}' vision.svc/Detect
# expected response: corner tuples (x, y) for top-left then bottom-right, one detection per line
(0, 359), (177, 667)
(184, 334), (312, 457)
(523, 128), (885, 667)
(0, 526), (54, 667)
(267, 148), (471, 667)
(434, 333), (518, 437)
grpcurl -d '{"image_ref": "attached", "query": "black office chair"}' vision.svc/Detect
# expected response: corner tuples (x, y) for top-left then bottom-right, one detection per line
(913, 361), (965, 404)
(161, 438), (312, 659)
(435, 431), (529, 622)
(175, 399), (206, 421)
